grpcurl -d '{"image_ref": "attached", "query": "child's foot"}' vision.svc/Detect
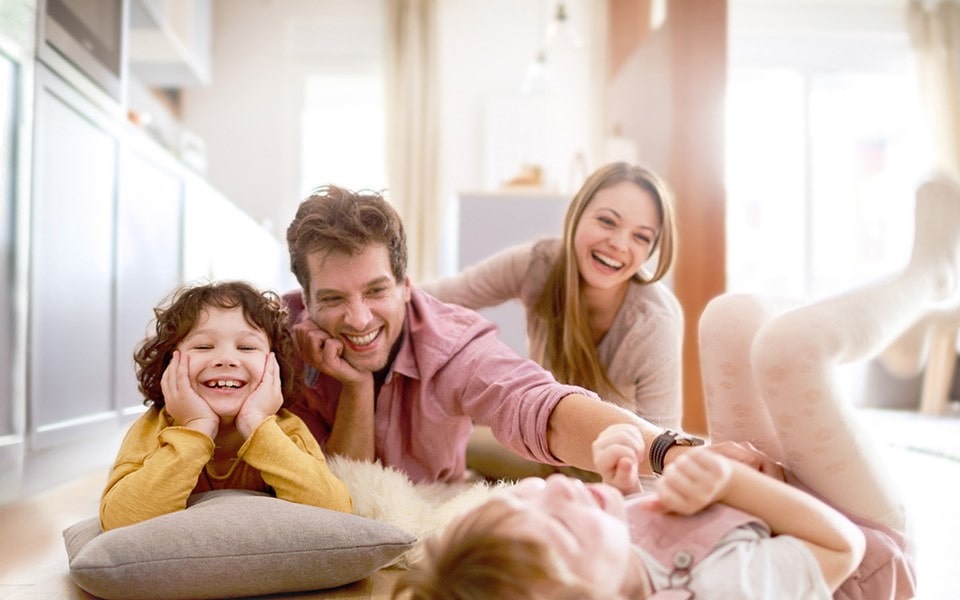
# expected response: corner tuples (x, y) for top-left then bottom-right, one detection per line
(906, 173), (960, 305)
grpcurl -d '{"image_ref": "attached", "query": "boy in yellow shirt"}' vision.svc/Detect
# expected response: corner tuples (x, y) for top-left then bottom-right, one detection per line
(100, 281), (352, 531)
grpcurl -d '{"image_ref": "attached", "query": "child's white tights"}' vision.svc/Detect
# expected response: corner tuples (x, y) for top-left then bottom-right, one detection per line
(699, 174), (960, 531)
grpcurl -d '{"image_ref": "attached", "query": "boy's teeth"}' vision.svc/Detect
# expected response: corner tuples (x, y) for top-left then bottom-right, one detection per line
(209, 380), (241, 388)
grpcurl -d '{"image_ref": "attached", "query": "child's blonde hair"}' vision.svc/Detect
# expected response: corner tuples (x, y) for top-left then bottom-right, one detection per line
(392, 496), (645, 600)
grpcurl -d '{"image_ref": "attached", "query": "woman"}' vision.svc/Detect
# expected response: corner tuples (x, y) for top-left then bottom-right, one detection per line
(423, 163), (680, 479)
(394, 175), (958, 599)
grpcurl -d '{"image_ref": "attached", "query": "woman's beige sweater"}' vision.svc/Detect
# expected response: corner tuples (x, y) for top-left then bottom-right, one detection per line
(422, 238), (683, 429)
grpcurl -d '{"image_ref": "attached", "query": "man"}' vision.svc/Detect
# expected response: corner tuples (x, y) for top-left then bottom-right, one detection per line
(283, 185), (702, 484)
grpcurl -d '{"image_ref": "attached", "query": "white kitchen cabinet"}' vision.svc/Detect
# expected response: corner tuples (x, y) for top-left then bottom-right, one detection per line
(128, 0), (211, 87)
(29, 66), (120, 448)
(2, 13), (284, 500)
(0, 0), (37, 504)
(113, 140), (184, 412)
(1, 49), (17, 441)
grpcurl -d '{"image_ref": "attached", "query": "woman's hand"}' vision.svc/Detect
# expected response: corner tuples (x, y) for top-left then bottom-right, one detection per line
(293, 316), (369, 387)
(161, 350), (219, 439)
(592, 424), (645, 495)
(653, 447), (733, 515)
(236, 352), (283, 438)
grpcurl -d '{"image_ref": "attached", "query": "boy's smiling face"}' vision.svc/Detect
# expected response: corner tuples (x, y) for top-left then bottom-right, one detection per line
(176, 306), (270, 418)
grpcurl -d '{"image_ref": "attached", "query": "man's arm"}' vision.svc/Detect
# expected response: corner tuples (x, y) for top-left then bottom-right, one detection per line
(289, 304), (376, 462)
(325, 378), (376, 461)
(546, 393), (665, 476)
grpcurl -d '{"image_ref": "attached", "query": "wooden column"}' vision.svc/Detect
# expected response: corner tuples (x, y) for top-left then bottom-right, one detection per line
(668, 0), (727, 435)
(608, 0), (652, 78)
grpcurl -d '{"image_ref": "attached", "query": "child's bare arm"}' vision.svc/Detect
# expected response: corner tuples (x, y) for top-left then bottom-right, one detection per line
(657, 449), (866, 591)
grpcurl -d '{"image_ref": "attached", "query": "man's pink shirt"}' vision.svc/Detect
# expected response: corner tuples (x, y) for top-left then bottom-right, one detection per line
(284, 288), (598, 483)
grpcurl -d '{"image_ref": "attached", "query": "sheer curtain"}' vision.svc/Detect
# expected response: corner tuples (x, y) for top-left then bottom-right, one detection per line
(385, 0), (441, 282)
(906, 0), (960, 413)
(909, 0), (960, 173)
(909, 0), (960, 172)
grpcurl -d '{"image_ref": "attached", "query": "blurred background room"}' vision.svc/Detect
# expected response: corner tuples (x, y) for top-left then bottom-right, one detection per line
(1, 1), (958, 598)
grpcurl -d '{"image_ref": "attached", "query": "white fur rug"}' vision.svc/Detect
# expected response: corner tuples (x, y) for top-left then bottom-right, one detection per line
(328, 456), (511, 567)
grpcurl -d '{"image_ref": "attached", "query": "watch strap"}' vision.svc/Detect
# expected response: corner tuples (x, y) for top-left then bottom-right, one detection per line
(649, 429), (704, 475)
(650, 430), (678, 475)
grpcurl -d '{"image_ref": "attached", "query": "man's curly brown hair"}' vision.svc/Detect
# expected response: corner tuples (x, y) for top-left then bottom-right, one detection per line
(286, 185), (407, 299)
(134, 281), (299, 408)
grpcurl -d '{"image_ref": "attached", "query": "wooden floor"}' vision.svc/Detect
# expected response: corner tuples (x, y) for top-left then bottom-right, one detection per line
(0, 467), (401, 600)
(0, 468), (103, 600)
(1, 408), (958, 600)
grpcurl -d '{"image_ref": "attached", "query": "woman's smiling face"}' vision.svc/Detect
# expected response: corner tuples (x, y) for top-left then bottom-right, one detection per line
(573, 180), (661, 291)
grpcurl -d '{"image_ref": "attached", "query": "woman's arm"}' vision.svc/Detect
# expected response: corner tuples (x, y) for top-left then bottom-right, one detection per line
(614, 285), (684, 427)
(420, 242), (535, 309)
(657, 449), (867, 591)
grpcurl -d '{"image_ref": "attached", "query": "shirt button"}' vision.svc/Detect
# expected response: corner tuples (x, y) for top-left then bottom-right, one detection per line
(673, 550), (693, 569)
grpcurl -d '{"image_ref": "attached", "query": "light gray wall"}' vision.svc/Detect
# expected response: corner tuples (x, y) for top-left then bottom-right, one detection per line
(181, 0), (603, 255)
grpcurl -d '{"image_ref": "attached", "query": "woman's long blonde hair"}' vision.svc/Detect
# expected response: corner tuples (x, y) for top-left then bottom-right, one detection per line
(531, 162), (676, 402)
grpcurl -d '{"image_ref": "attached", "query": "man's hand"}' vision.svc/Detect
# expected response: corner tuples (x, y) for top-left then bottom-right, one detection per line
(236, 352), (283, 438)
(591, 424), (645, 495)
(162, 350), (219, 439)
(707, 440), (786, 481)
(292, 315), (368, 386)
(654, 447), (733, 515)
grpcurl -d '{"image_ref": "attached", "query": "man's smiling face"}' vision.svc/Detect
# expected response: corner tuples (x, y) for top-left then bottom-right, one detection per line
(305, 244), (411, 373)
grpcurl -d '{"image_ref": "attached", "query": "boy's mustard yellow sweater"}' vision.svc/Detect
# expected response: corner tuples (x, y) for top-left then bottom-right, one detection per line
(100, 407), (353, 530)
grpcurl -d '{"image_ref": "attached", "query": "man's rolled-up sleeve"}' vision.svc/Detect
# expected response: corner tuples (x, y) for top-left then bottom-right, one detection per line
(439, 324), (599, 465)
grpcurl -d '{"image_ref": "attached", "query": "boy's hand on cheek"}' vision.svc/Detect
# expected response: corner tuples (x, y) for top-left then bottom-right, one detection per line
(162, 350), (219, 439)
(236, 353), (283, 438)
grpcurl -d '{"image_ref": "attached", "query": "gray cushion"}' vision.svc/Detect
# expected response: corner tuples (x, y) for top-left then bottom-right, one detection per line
(63, 489), (415, 600)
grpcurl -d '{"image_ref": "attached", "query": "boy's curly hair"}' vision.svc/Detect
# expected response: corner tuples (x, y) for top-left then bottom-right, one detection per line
(134, 281), (299, 408)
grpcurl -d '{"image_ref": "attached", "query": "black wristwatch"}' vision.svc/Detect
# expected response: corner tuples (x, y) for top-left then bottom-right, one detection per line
(649, 429), (705, 475)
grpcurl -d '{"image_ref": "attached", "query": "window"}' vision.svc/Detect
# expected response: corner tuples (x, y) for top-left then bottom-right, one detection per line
(726, 61), (931, 298)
